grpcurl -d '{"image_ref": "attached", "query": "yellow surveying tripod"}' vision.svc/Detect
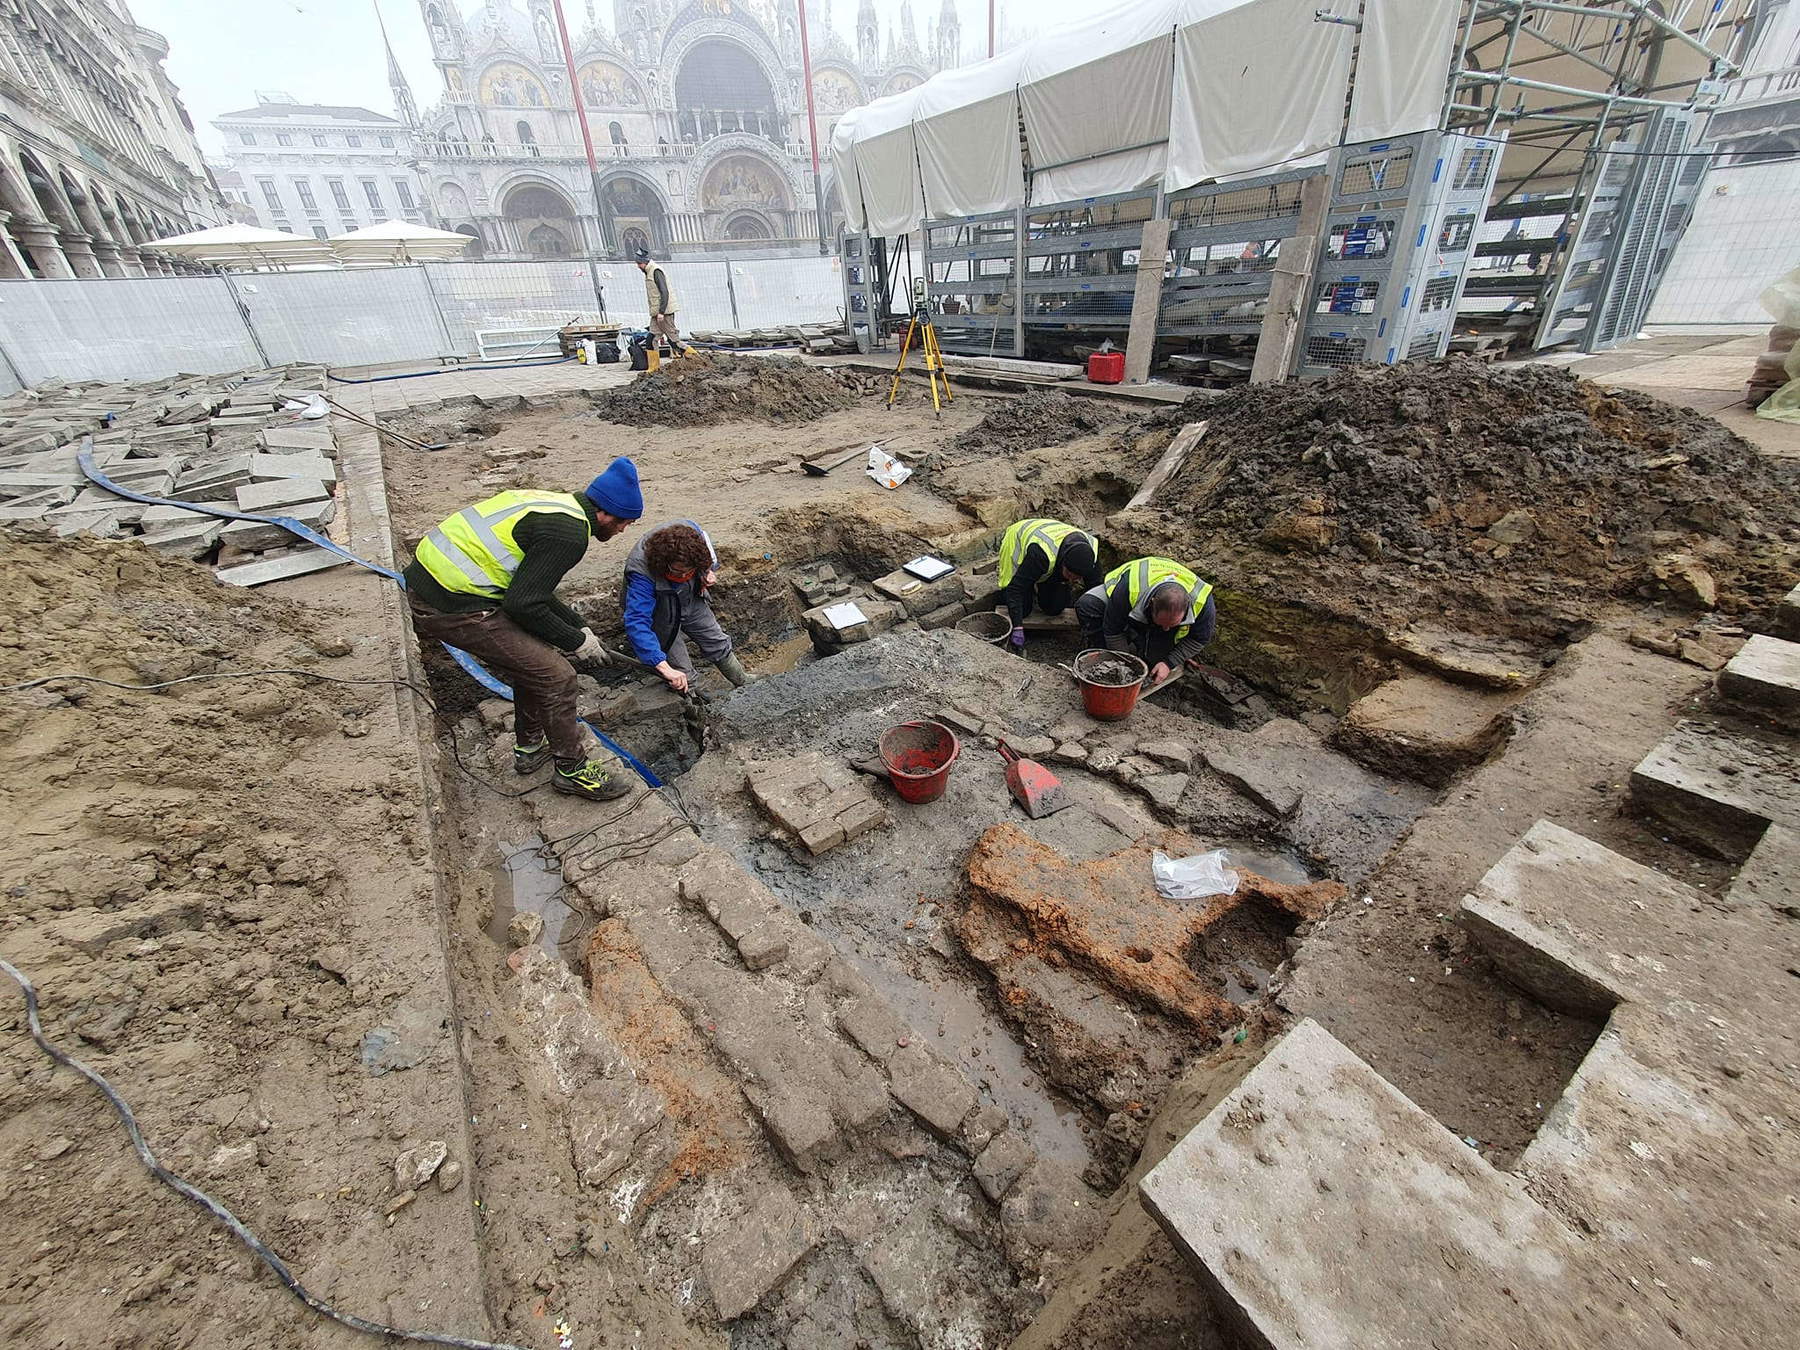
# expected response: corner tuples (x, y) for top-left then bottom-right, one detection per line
(887, 277), (954, 415)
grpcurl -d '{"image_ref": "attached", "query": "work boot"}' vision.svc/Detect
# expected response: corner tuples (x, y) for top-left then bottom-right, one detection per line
(551, 758), (631, 801)
(715, 653), (753, 688)
(513, 740), (550, 775)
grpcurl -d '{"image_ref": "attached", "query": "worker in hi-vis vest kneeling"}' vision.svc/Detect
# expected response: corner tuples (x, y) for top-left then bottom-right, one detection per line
(404, 457), (644, 802)
(1075, 556), (1217, 687)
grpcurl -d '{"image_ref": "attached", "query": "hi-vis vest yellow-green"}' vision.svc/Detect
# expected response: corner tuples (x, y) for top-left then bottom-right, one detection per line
(1105, 557), (1212, 642)
(415, 490), (589, 598)
(997, 518), (1095, 589)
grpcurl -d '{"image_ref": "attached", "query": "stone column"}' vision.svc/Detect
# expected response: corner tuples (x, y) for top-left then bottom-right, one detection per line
(115, 246), (147, 278)
(57, 231), (105, 278)
(0, 212), (30, 278)
(12, 219), (73, 278)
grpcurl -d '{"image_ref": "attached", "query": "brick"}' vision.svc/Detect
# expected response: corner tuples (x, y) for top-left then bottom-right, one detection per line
(836, 996), (906, 1064)
(735, 924), (789, 972)
(701, 1187), (816, 1320)
(797, 818), (845, 855)
(888, 1044), (975, 1139)
(972, 1131), (1033, 1201)
(836, 797), (887, 842)
(747, 1089), (838, 1174)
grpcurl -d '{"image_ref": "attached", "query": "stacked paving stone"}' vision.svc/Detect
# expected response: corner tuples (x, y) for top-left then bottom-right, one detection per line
(0, 364), (344, 583)
(791, 552), (1003, 656)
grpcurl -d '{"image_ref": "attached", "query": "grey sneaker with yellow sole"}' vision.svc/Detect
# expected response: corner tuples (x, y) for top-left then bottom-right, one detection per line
(552, 758), (631, 801)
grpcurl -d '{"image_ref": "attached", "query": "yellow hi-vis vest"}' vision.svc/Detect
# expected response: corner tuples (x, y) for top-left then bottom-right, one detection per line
(997, 518), (1095, 589)
(415, 490), (589, 598)
(1106, 557), (1212, 643)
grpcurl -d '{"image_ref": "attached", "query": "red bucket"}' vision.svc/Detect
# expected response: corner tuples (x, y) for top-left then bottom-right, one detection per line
(879, 719), (961, 804)
(1073, 649), (1147, 721)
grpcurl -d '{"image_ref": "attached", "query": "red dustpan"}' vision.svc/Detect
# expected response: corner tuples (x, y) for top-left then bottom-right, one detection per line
(997, 739), (1073, 818)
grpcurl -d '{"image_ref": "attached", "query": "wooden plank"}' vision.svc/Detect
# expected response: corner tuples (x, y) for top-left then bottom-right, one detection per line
(1125, 420), (1208, 511)
(1250, 175), (1330, 385)
(1141, 666), (1187, 699)
(1124, 217), (1174, 386)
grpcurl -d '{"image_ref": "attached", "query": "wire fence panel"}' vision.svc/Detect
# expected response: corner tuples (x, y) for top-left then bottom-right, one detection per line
(231, 269), (440, 369)
(425, 261), (602, 357)
(730, 256), (844, 329)
(0, 277), (261, 386)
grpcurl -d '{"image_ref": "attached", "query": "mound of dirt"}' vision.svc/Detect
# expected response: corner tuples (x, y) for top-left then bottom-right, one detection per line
(1145, 357), (1800, 626)
(588, 353), (859, 427)
(952, 389), (1127, 458)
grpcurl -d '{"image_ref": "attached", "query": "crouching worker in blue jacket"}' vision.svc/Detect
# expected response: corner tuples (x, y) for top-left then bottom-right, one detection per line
(621, 520), (752, 693)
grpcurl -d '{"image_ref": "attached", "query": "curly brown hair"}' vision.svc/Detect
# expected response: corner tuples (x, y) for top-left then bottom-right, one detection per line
(643, 523), (711, 578)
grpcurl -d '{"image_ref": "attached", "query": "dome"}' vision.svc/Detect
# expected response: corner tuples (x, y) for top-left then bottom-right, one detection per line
(463, 0), (538, 55)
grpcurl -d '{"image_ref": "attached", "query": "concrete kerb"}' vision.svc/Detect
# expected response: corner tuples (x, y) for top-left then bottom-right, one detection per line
(327, 388), (505, 1338)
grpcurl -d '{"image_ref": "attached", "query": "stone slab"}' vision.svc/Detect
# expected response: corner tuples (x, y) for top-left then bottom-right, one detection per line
(142, 518), (225, 561)
(701, 1186), (816, 1320)
(1390, 624), (1547, 690)
(1726, 822), (1800, 914)
(248, 452), (337, 485)
(1718, 634), (1800, 724)
(215, 547), (347, 587)
(260, 425), (335, 453)
(235, 477), (331, 513)
(1777, 584), (1800, 643)
(1331, 674), (1517, 787)
(1139, 1018), (1683, 1350)
(1629, 718), (1800, 860)
(217, 497), (336, 551)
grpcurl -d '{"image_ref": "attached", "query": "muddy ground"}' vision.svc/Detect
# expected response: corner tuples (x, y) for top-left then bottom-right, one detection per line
(3, 350), (1794, 1349)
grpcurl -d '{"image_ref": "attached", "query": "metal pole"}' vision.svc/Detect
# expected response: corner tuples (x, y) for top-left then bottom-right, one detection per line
(220, 273), (271, 368)
(1441, 0), (1482, 130)
(795, 0), (830, 255)
(989, 0), (996, 57)
(549, 0), (612, 315)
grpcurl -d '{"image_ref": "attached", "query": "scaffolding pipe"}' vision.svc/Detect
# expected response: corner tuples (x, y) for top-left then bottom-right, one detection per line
(1456, 68), (1698, 110)
(1442, 0), (1483, 130)
(1486, 0), (1531, 132)
(1469, 0), (1743, 71)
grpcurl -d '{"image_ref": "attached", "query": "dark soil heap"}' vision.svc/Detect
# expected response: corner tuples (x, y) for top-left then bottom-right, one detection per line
(952, 389), (1126, 458)
(1147, 357), (1800, 627)
(588, 353), (858, 427)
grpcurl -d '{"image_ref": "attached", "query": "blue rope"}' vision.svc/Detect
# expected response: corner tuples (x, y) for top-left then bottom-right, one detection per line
(78, 443), (661, 788)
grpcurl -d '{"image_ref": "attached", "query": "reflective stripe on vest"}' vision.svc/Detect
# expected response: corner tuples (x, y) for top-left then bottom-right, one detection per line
(1105, 557), (1212, 641)
(415, 490), (588, 598)
(997, 518), (1093, 590)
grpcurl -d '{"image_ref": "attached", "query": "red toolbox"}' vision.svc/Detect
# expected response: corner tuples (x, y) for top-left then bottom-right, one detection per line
(1087, 350), (1126, 384)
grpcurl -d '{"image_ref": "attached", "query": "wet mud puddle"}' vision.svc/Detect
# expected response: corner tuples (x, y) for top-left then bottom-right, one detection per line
(486, 836), (588, 967)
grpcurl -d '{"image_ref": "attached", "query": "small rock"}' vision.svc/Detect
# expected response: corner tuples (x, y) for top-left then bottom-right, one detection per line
(311, 947), (351, 981)
(436, 1160), (465, 1192)
(1485, 509), (1537, 545)
(1086, 747), (1121, 773)
(1650, 553), (1717, 609)
(394, 1139), (449, 1191)
(973, 1133), (1033, 1202)
(1677, 639), (1729, 672)
(205, 1141), (259, 1177)
(507, 911), (546, 948)
(36, 1136), (75, 1162)
(1137, 739), (1192, 770)
(1049, 742), (1088, 767)
(1006, 735), (1055, 758)
(286, 1197), (329, 1224)
(384, 1190), (416, 1218)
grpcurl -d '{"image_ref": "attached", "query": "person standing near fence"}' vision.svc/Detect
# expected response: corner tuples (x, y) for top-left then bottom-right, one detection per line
(636, 247), (681, 357)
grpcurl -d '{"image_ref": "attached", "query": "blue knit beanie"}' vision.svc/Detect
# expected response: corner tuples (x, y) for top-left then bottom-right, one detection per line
(583, 456), (643, 520)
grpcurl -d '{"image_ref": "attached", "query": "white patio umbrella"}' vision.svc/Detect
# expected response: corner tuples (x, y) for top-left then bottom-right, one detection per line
(142, 223), (335, 270)
(328, 219), (474, 266)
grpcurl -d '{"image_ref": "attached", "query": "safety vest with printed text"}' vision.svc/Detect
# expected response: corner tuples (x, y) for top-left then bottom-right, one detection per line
(414, 490), (590, 599)
(1106, 557), (1212, 643)
(997, 518), (1096, 589)
(644, 265), (677, 316)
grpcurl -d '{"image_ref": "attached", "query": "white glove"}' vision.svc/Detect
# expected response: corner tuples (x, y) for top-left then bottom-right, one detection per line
(571, 628), (608, 665)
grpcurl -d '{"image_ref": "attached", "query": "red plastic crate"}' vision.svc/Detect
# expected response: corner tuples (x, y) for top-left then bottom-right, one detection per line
(1087, 351), (1126, 384)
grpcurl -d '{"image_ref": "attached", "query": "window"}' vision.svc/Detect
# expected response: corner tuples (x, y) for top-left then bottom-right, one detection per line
(239, 131), (255, 145)
(258, 179), (281, 210)
(311, 225), (329, 239)
(328, 179), (351, 210)
(362, 180), (382, 210)
(379, 135), (394, 147)
(346, 135), (361, 147)
(312, 135), (326, 147)
(395, 180), (415, 209)
(275, 133), (292, 146)
(295, 181), (317, 210)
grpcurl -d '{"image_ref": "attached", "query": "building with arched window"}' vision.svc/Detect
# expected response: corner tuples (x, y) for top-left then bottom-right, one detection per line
(411, 0), (959, 257)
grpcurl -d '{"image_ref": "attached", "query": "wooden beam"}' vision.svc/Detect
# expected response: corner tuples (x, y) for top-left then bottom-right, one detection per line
(1250, 174), (1330, 384)
(1124, 217), (1174, 385)
(1125, 420), (1207, 512)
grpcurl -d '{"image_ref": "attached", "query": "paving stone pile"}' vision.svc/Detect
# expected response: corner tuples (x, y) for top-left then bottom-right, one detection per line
(0, 365), (344, 583)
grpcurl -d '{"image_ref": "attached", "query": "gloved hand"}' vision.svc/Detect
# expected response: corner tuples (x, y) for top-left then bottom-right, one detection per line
(1009, 627), (1026, 652)
(571, 628), (609, 666)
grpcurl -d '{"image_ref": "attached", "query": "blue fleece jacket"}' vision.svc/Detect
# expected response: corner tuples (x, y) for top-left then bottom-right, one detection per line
(623, 572), (666, 665)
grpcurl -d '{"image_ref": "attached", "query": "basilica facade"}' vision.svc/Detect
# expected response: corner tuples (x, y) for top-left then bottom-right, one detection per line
(412, 0), (963, 259)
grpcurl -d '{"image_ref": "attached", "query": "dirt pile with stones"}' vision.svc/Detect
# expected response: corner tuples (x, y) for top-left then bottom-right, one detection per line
(952, 389), (1128, 459)
(1144, 357), (1800, 630)
(588, 353), (860, 427)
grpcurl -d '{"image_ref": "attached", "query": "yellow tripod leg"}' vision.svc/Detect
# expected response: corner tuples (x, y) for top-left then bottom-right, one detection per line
(887, 317), (918, 409)
(929, 323), (953, 406)
(924, 321), (943, 415)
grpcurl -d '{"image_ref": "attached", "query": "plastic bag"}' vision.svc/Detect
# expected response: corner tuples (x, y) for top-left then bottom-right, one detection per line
(1152, 848), (1240, 900)
(866, 444), (912, 489)
(1758, 266), (1800, 329)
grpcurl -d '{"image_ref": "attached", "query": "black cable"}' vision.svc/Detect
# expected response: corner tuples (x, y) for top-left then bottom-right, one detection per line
(0, 957), (530, 1350)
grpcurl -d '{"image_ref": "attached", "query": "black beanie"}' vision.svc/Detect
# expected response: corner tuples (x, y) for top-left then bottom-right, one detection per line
(1060, 536), (1101, 589)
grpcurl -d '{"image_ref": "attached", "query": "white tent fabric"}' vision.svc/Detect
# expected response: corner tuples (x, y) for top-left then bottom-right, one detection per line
(1345, 0), (1462, 144)
(912, 50), (1027, 218)
(832, 0), (1451, 237)
(1165, 0), (1356, 189)
(144, 223), (334, 269)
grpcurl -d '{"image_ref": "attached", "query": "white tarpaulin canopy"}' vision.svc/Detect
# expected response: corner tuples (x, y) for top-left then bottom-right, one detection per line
(143, 223), (335, 269)
(328, 219), (475, 266)
(834, 0), (1457, 235)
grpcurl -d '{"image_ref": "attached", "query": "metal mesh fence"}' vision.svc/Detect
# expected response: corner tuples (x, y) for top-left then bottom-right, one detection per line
(0, 254), (848, 386)
(0, 276), (261, 388)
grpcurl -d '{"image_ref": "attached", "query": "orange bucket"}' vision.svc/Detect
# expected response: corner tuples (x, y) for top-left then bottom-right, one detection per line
(1073, 649), (1147, 721)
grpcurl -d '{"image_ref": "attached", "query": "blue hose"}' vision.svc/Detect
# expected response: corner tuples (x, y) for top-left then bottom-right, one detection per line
(326, 356), (574, 384)
(78, 444), (661, 788)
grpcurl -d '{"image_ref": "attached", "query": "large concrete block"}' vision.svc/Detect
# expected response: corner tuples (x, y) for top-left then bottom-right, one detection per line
(1139, 1018), (1684, 1350)
(1777, 584), (1800, 643)
(1718, 634), (1800, 726)
(1629, 719), (1800, 860)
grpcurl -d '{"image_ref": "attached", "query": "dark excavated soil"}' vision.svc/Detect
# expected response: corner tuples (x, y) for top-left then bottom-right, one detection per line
(588, 353), (861, 427)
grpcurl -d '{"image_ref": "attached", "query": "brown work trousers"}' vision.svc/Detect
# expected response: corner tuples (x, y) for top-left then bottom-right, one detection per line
(649, 312), (679, 344)
(409, 598), (583, 764)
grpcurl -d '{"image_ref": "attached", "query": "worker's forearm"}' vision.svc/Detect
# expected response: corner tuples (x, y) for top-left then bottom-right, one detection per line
(1001, 576), (1032, 628)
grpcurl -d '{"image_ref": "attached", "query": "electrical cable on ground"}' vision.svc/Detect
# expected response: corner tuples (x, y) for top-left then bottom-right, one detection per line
(0, 956), (531, 1350)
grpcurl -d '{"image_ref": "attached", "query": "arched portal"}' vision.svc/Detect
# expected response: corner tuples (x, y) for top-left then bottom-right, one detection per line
(722, 210), (773, 241)
(599, 174), (667, 255)
(453, 223), (485, 259)
(675, 39), (779, 142)
(502, 181), (582, 258)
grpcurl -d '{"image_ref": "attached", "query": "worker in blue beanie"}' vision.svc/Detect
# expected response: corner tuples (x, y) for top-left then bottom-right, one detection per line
(404, 456), (646, 802)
